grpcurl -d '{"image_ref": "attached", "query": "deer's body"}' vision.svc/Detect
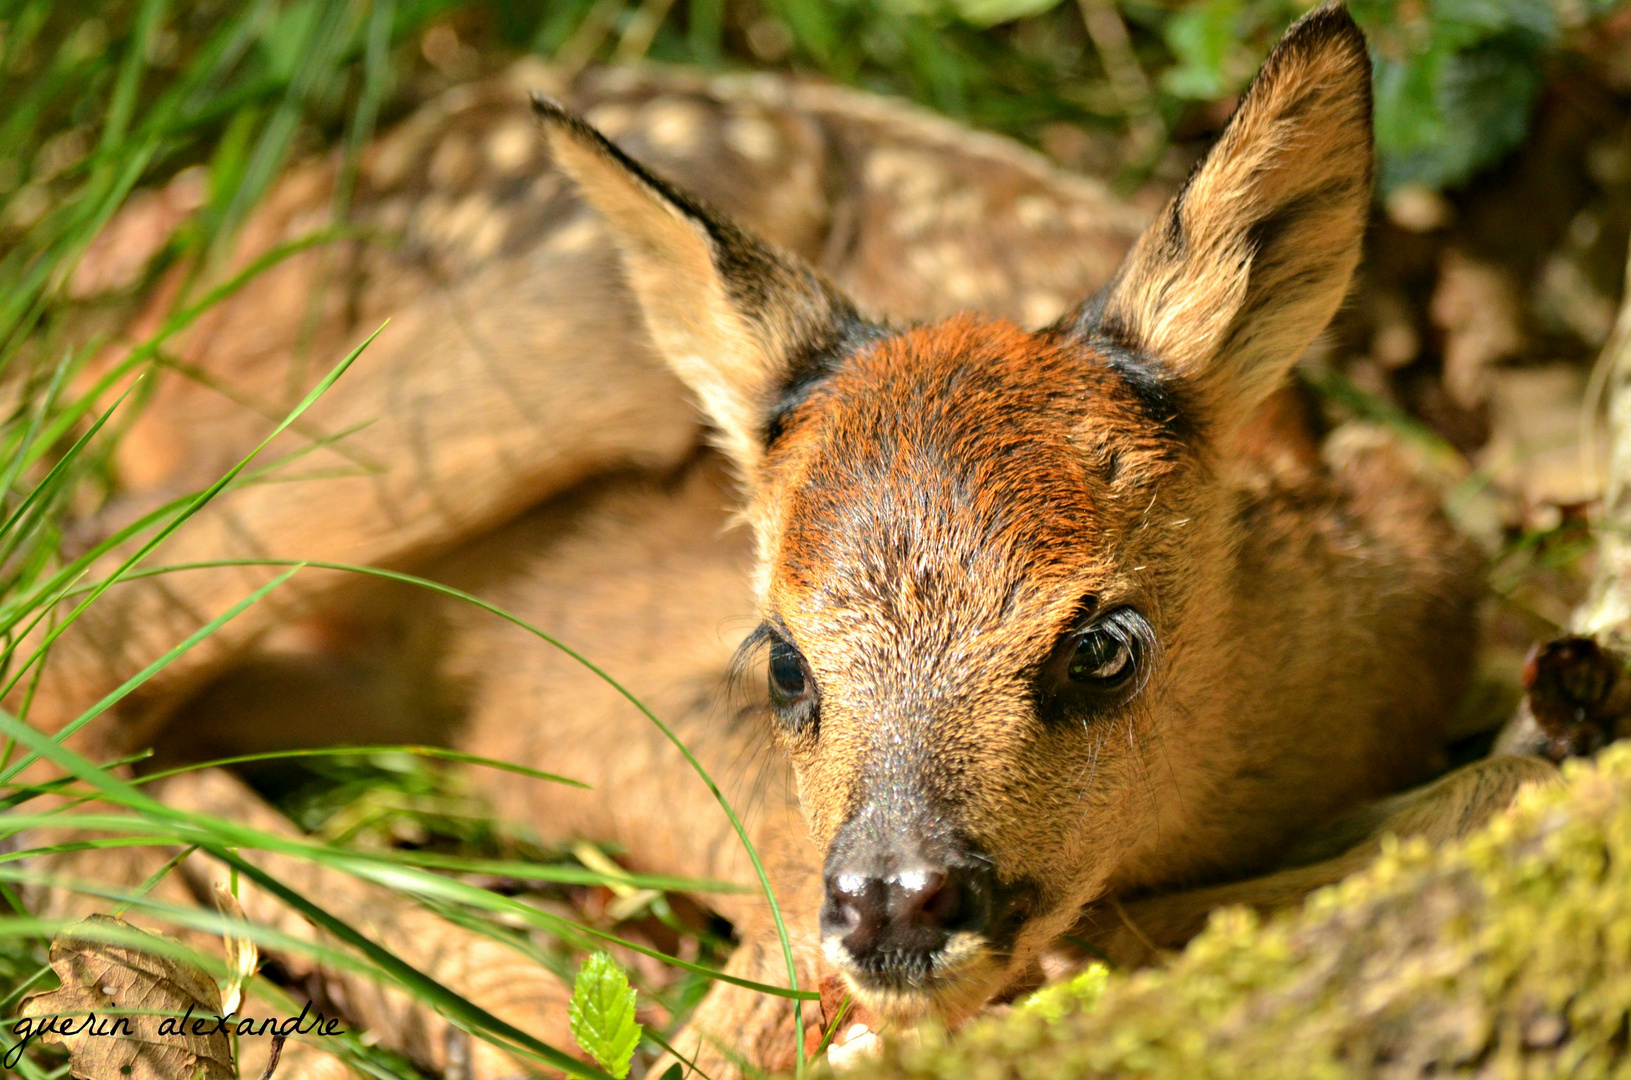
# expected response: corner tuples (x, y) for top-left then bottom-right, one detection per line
(30, 12), (1553, 1078)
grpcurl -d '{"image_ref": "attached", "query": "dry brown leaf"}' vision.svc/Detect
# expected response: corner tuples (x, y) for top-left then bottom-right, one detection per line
(18, 914), (234, 1080)
(1432, 248), (1524, 409)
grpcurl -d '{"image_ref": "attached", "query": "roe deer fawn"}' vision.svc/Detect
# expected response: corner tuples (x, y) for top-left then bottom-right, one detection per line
(24, 5), (1554, 1077)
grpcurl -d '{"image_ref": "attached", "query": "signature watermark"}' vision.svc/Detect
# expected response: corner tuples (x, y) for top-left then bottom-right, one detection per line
(5, 1001), (345, 1070)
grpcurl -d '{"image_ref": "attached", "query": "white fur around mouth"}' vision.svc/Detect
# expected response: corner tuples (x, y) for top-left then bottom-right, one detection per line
(821, 930), (993, 1016)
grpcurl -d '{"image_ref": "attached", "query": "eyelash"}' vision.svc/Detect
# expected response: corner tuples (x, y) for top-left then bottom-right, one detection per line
(734, 624), (820, 733)
(1038, 606), (1155, 720)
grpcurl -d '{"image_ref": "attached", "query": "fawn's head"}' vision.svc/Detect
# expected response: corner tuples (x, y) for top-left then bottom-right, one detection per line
(538, 4), (1372, 1020)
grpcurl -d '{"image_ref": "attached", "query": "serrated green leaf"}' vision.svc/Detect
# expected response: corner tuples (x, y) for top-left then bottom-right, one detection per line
(568, 952), (642, 1080)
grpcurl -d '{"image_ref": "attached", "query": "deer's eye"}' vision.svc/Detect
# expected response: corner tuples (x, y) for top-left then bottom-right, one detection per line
(1068, 630), (1132, 683)
(1037, 605), (1153, 721)
(768, 639), (810, 704)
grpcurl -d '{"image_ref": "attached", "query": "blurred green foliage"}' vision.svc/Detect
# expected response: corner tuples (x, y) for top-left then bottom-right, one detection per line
(1359, 0), (1601, 189)
(518, 0), (1631, 191)
(4, 0), (1628, 354)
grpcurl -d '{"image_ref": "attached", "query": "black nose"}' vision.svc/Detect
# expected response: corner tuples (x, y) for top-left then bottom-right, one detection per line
(820, 859), (994, 967)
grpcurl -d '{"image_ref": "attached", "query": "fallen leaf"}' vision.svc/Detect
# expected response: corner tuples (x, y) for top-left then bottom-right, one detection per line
(1432, 248), (1524, 409)
(19, 915), (234, 1080)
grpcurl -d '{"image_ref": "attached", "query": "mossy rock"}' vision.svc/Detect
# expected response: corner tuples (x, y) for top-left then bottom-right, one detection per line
(849, 746), (1631, 1079)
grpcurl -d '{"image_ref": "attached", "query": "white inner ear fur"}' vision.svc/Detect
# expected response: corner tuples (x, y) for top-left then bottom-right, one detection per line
(542, 116), (781, 472)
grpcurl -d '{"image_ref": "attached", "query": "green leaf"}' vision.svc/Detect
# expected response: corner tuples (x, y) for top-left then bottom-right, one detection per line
(1431, 0), (1556, 45)
(1378, 38), (1544, 191)
(569, 952), (642, 1080)
(947, 0), (1064, 29)
(1372, 47), (1447, 157)
(1160, 0), (1246, 101)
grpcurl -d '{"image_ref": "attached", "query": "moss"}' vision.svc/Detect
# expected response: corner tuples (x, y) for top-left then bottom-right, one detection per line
(851, 747), (1631, 1079)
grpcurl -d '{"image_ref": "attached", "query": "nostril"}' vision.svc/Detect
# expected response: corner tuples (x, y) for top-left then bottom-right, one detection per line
(823, 871), (889, 948)
(917, 872), (964, 929)
(891, 867), (949, 926)
(893, 865), (988, 935)
(830, 894), (862, 933)
(821, 851), (1004, 975)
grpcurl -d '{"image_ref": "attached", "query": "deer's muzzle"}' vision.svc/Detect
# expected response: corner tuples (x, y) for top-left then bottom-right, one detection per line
(817, 818), (1029, 1013)
(821, 858), (994, 966)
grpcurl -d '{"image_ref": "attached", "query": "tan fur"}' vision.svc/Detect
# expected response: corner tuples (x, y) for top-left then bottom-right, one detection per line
(23, 9), (1552, 1078)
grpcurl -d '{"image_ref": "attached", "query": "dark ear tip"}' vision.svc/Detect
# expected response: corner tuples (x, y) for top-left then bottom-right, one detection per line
(1244, 1), (1372, 128)
(1277, 2), (1368, 65)
(529, 91), (576, 127)
(529, 91), (626, 161)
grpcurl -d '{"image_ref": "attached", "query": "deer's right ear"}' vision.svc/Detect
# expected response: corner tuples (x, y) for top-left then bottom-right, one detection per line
(533, 95), (869, 473)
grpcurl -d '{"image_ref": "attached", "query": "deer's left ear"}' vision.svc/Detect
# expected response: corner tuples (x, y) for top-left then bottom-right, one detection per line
(532, 95), (870, 473)
(1069, 3), (1373, 436)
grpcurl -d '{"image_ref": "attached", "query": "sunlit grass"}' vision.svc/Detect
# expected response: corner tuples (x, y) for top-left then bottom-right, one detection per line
(0, 6), (810, 1072)
(0, 339), (807, 1076)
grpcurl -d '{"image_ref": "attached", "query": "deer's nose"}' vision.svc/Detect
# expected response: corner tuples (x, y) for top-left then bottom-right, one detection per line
(820, 860), (994, 966)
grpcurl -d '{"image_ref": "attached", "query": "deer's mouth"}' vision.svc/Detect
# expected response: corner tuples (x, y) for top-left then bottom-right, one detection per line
(823, 931), (1007, 1020)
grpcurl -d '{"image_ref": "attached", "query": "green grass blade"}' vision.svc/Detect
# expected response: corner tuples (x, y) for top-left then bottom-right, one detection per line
(0, 811), (740, 894)
(0, 750), (151, 811)
(57, 556), (813, 1017)
(0, 793), (809, 1002)
(24, 229), (348, 465)
(0, 378), (140, 566)
(0, 864), (596, 1073)
(0, 322), (380, 703)
(208, 848), (615, 1080)
(134, 744), (591, 791)
(99, 0), (168, 156)
(0, 568), (300, 786)
(0, 346), (74, 518)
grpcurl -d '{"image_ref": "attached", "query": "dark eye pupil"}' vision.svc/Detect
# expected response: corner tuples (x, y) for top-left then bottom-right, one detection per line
(1068, 632), (1130, 683)
(768, 641), (807, 701)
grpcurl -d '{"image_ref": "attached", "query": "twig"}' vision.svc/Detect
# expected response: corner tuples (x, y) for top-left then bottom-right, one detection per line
(260, 1033), (285, 1080)
(1108, 895), (1160, 958)
(1574, 238), (1631, 644)
(1074, 0), (1163, 167)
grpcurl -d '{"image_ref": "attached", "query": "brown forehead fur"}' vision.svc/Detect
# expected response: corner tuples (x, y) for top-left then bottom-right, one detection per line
(765, 315), (1179, 636)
